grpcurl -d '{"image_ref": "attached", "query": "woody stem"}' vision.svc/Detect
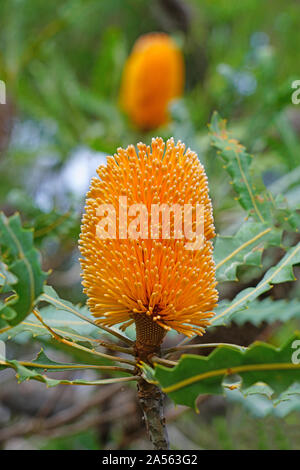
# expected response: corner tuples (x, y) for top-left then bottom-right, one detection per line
(133, 314), (169, 450)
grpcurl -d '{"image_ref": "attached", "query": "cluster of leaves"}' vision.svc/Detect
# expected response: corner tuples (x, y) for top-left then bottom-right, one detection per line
(6, 190), (80, 246)
(0, 212), (47, 329)
(1, 114), (300, 421)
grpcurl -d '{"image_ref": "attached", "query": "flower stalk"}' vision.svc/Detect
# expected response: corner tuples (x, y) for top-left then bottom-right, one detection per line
(133, 313), (169, 450)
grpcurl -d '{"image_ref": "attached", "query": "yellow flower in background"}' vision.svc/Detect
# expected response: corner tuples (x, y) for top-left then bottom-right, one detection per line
(79, 138), (218, 338)
(120, 33), (184, 130)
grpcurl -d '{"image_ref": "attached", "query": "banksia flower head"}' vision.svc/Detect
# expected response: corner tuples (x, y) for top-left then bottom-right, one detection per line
(79, 138), (218, 346)
(120, 33), (184, 130)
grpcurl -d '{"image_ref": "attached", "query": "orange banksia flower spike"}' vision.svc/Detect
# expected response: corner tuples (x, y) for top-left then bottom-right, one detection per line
(79, 138), (218, 351)
(120, 33), (184, 130)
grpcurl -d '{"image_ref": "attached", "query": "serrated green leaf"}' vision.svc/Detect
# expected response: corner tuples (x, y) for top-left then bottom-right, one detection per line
(154, 335), (300, 409)
(209, 112), (300, 231)
(210, 112), (272, 222)
(40, 285), (132, 344)
(0, 310), (100, 346)
(0, 260), (17, 291)
(215, 221), (281, 281)
(24, 348), (93, 372)
(226, 382), (300, 418)
(212, 242), (300, 326)
(226, 297), (300, 327)
(41, 285), (93, 321)
(0, 212), (48, 328)
(7, 189), (79, 243)
(226, 384), (275, 418)
(0, 354), (137, 387)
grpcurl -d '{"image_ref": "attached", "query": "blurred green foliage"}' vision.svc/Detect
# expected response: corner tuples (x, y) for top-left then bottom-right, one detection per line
(0, 0), (300, 451)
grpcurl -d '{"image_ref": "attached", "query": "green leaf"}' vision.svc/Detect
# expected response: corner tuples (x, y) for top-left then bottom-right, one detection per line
(0, 212), (48, 328)
(91, 27), (125, 99)
(0, 324), (108, 368)
(0, 308), (100, 346)
(7, 189), (79, 244)
(140, 361), (157, 384)
(0, 352), (136, 387)
(40, 285), (133, 344)
(209, 112), (272, 222)
(24, 348), (91, 372)
(215, 221), (281, 281)
(226, 382), (300, 418)
(154, 335), (300, 409)
(41, 285), (93, 321)
(224, 297), (300, 327)
(0, 260), (17, 292)
(209, 112), (300, 231)
(212, 241), (300, 326)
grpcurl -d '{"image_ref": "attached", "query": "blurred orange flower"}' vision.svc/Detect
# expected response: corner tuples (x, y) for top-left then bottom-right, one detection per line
(79, 138), (218, 338)
(120, 33), (184, 130)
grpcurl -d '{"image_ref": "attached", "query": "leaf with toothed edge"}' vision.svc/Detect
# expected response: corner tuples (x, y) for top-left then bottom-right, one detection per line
(154, 334), (300, 409)
(211, 241), (300, 327)
(40, 285), (133, 342)
(0, 310), (100, 345)
(214, 221), (281, 282)
(224, 297), (300, 327)
(0, 260), (17, 292)
(209, 112), (272, 222)
(209, 112), (300, 231)
(225, 382), (300, 418)
(0, 213), (48, 329)
(0, 349), (136, 386)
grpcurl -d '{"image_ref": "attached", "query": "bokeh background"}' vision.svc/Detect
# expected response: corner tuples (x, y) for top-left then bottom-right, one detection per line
(0, 0), (300, 450)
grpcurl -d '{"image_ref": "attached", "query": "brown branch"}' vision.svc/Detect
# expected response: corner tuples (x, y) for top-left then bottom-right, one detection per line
(137, 378), (169, 450)
(133, 314), (169, 450)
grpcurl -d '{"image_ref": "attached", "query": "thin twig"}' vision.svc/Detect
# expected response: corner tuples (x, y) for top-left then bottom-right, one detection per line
(163, 342), (247, 355)
(175, 334), (196, 348)
(7, 360), (134, 375)
(151, 356), (178, 367)
(55, 376), (138, 386)
(0, 358), (138, 385)
(97, 340), (134, 356)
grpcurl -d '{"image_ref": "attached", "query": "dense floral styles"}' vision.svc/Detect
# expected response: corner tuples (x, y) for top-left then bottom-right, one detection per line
(79, 138), (218, 337)
(120, 33), (184, 130)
